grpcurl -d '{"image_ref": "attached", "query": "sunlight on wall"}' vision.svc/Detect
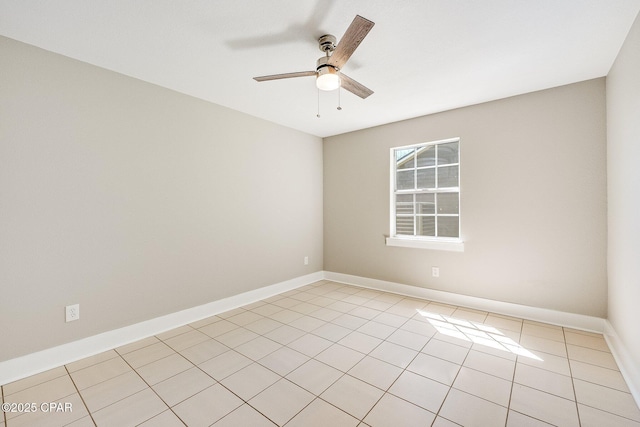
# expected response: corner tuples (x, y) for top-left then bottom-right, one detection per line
(416, 309), (543, 361)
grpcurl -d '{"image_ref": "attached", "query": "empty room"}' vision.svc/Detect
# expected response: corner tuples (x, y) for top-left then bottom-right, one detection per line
(1, 1), (639, 426)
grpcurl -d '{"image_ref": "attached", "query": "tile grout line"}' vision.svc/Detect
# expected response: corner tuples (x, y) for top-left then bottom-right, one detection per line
(141, 328), (304, 424)
(266, 378), (339, 425)
(157, 329), (281, 427)
(161, 312), (345, 426)
(69, 360), (149, 418)
(501, 318), (591, 426)
(339, 294), (513, 425)
(6, 281), (634, 426)
(63, 365), (97, 426)
(503, 320), (523, 427)
(283, 356), (351, 424)
(427, 310), (542, 425)
(430, 334), (471, 426)
(206, 315), (359, 426)
(264, 292), (399, 422)
(2, 377), (79, 425)
(194, 340), (297, 425)
(563, 337), (640, 423)
(505, 326), (605, 426)
(283, 290), (437, 424)
(437, 311), (522, 417)
(563, 326), (583, 427)
(214, 378), (277, 426)
(114, 347), (189, 426)
(353, 314), (419, 424)
(413, 295), (634, 425)
(380, 300), (460, 424)
(278, 304), (377, 424)
(1, 385), (6, 425)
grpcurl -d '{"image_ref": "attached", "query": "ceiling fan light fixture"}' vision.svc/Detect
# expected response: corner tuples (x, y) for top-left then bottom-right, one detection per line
(254, 15), (374, 99)
(316, 66), (340, 91)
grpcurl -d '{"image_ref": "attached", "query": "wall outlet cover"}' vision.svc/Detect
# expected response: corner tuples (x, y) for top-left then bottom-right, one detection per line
(66, 304), (80, 322)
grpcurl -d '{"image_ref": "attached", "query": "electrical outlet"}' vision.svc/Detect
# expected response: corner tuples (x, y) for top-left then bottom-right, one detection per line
(432, 267), (440, 278)
(66, 304), (80, 322)
(304, 256), (309, 265)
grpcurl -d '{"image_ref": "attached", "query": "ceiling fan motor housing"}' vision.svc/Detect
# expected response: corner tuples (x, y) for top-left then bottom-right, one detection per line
(316, 56), (338, 72)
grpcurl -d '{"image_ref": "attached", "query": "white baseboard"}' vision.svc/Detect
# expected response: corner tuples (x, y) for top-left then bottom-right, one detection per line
(0, 271), (323, 386)
(323, 271), (605, 333)
(1, 270), (623, 395)
(604, 320), (640, 408)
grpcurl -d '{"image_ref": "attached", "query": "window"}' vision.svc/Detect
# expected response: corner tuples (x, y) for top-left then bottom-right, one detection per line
(387, 138), (463, 251)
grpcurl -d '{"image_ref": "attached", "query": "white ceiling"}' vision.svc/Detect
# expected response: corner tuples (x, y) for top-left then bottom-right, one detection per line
(2, 0), (639, 137)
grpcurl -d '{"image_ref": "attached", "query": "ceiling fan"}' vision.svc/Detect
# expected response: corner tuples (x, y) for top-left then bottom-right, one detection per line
(253, 15), (375, 99)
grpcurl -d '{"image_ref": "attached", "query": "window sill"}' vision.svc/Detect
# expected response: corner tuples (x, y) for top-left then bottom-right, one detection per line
(385, 236), (465, 252)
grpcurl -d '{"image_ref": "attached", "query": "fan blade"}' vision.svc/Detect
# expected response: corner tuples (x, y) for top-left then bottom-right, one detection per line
(328, 15), (375, 69)
(339, 73), (373, 99)
(254, 71), (316, 82)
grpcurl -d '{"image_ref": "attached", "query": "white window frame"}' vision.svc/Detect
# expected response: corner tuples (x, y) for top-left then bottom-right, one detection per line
(386, 137), (464, 252)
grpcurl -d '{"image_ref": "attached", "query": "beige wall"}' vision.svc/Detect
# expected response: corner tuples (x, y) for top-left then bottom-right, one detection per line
(606, 12), (640, 388)
(0, 31), (617, 364)
(324, 79), (607, 317)
(0, 36), (323, 361)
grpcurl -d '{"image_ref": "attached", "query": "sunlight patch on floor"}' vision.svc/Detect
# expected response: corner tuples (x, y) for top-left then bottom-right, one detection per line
(416, 309), (543, 360)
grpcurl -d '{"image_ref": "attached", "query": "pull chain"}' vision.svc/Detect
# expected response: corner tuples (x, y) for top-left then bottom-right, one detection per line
(337, 83), (342, 111)
(316, 88), (321, 118)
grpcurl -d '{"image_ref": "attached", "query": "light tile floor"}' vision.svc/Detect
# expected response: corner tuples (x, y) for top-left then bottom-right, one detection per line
(2, 280), (639, 426)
